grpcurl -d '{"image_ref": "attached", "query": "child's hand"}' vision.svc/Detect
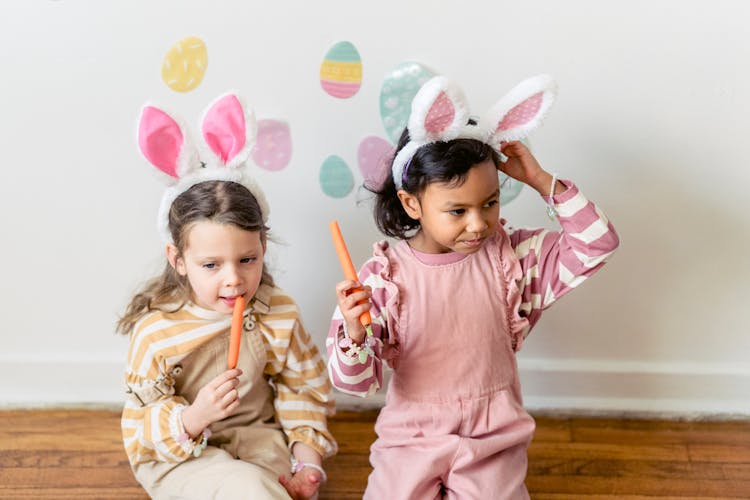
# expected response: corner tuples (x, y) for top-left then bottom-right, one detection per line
(181, 368), (242, 436)
(335, 280), (371, 344)
(278, 468), (323, 500)
(499, 141), (550, 194)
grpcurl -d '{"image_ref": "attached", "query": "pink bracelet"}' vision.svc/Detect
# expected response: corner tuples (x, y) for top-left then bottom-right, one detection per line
(176, 428), (212, 458)
(291, 457), (327, 483)
(338, 330), (376, 364)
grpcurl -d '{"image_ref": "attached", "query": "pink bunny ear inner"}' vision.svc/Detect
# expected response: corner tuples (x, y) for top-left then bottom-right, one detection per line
(408, 76), (468, 143)
(424, 91), (456, 135)
(138, 106), (184, 178)
(202, 94), (247, 164)
(496, 91), (544, 132)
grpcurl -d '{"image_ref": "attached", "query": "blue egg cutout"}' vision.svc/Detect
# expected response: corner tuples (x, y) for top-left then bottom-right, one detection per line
(320, 155), (354, 198)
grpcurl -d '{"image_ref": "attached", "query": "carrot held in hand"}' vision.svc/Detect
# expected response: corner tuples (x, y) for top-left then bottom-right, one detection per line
(329, 221), (373, 338)
(227, 295), (245, 369)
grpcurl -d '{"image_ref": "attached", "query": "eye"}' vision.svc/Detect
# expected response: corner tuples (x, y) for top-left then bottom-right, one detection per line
(240, 257), (257, 264)
(484, 199), (499, 208)
(449, 208), (465, 216)
(202, 262), (216, 269)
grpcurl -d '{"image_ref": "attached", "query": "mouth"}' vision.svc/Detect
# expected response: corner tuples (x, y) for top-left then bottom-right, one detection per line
(221, 294), (244, 306)
(461, 237), (485, 248)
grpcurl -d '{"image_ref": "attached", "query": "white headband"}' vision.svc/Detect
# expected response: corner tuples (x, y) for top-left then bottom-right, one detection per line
(137, 92), (270, 243)
(392, 75), (558, 189)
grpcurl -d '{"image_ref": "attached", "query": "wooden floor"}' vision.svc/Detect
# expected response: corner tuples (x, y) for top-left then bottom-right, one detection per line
(1, 410), (749, 499)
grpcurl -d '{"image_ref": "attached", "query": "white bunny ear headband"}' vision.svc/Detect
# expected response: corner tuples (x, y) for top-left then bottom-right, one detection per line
(392, 74), (557, 189)
(137, 92), (270, 243)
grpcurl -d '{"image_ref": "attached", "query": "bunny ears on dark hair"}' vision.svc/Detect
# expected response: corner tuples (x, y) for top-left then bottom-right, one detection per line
(392, 75), (557, 189)
(137, 92), (270, 242)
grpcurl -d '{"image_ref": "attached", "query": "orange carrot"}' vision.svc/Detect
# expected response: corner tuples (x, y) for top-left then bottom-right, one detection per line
(227, 295), (245, 369)
(329, 221), (372, 333)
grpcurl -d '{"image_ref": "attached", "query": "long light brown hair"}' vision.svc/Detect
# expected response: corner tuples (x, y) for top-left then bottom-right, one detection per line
(116, 181), (274, 335)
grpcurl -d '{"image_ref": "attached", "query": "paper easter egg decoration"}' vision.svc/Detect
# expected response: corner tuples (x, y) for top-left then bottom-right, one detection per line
(379, 61), (436, 143)
(251, 119), (292, 171)
(357, 136), (394, 190)
(498, 172), (524, 204)
(320, 155), (354, 198)
(161, 36), (208, 93)
(497, 138), (533, 205)
(320, 41), (363, 99)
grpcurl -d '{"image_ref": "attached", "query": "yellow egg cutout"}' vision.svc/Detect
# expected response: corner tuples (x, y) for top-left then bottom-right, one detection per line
(161, 36), (208, 93)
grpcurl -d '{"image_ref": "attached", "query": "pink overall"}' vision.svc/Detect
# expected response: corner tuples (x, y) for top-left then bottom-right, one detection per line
(365, 237), (535, 499)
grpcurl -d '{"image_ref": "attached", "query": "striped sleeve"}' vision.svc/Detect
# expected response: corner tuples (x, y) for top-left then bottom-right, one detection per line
(326, 257), (390, 398)
(262, 292), (338, 458)
(121, 311), (201, 466)
(508, 180), (620, 330)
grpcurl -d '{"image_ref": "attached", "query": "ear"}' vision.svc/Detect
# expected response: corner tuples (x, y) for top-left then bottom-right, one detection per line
(201, 92), (257, 169)
(483, 75), (557, 147)
(397, 190), (422, 221)
(166, 243), (186, 275)
(137, 105), (197, 179)
(407, 76), (470, 143)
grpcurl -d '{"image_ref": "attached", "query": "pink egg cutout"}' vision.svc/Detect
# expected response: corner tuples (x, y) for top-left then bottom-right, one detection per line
(251, 120), (292, 171)
(357, 136), (395, 190)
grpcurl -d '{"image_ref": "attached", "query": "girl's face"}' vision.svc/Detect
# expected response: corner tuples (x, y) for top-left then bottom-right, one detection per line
(399, 159), (500, 254)
(167, 221), (265, 314)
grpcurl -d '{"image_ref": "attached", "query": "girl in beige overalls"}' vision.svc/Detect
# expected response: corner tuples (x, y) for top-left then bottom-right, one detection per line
(118, 94), (336, 500)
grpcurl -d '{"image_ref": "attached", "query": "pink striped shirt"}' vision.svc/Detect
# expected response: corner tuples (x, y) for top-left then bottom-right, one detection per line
(326, 180), (619, 397)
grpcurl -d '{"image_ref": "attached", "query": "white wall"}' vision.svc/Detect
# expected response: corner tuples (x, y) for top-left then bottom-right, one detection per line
(1, 1), (748, 416)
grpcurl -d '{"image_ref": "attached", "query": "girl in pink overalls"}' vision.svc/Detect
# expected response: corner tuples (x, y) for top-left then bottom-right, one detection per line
(119, 93), (335, 499)
(328, 75), (619, 499)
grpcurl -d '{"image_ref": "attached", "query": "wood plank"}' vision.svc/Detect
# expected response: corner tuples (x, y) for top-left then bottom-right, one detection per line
(688, 443), (750, 463)
(0, 487), (148, 499)
(532, 495), (739, 500)
(528, 458), (728, 480)
(571, 418), (750, 446)
(532, 416), (573, 442)
(527, 475), (750, 497)
(1, 409), (748, 499)
(529, 441), (690, 462)
(0, 449), (130, 468)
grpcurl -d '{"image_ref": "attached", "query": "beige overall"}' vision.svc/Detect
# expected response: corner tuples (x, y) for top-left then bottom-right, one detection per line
(132, 302), (293, 500)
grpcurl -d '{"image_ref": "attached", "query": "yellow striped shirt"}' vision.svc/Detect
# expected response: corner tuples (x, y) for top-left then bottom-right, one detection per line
(121, 286), (336, 466)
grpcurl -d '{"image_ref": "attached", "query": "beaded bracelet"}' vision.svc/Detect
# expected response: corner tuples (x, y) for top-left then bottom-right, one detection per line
(291, 457), (327, 483)
(338, 328), (376, 364)
(176, 428), (212, 458)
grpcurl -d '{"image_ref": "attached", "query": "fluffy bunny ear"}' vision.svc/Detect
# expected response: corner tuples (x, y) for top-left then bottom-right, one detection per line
(483, 74), (557, 147)
(408, 76), (470, 143)
(201, 92), (257, 169)
(137, 105), (196, 179)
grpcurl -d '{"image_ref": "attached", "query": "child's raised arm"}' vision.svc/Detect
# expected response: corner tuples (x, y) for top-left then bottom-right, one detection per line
(509, 179), (619, 339)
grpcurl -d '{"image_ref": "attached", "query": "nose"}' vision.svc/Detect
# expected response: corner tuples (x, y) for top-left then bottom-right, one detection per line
(223, 264), (242, 287)
(467, 210), (489, 234)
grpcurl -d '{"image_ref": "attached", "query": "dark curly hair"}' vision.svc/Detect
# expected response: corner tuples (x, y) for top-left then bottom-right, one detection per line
(368, 124), (501, 239)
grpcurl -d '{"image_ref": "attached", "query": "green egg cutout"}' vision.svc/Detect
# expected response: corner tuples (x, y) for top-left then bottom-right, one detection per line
(498, 172), (524, 205)
(379, 62), (436, 143)
(498, 138), (532, 205)
(320, 155), (354, 198)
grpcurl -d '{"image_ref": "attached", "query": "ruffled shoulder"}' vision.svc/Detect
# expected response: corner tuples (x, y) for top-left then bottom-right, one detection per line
(491, 224), (530, 352)
(370, 240), (402, 365)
